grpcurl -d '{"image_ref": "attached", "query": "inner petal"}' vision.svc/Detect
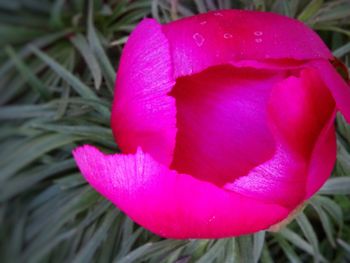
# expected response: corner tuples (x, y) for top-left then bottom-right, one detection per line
(225, 68), (336, 207)
(169, 65), (284, 186)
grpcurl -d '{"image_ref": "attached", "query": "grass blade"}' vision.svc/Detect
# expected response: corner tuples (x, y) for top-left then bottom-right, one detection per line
(71, 34), (102, 90)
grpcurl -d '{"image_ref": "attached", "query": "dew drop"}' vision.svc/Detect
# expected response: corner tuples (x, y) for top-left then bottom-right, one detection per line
(200, 20), (207, 25)
(254, 31), (263, 36)
(193, 33), (205, 47)
(209, 216), (216, 223)
(255, 38), (262, 43)
(214, 12), (223, 16)
(223, 33), (233, 39)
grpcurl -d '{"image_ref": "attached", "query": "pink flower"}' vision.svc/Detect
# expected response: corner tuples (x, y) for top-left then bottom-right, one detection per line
(73, 10), (350, 238)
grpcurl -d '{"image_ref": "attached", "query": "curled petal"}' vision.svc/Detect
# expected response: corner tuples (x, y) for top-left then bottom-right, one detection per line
(268, 68), (335, 157)
(225, 68), (335, 207)
(225, 145), (308, 208)
(308, 60), (350, 123)
(306, 111), (337, 198)
(112, 19), (176, 165)
(73, 145), (289, 239)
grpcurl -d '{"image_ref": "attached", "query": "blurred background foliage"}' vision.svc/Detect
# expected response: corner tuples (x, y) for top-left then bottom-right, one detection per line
(0, 0), (350, 262)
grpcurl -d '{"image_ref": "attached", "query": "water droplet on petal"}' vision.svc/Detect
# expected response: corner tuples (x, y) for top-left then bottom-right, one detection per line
(223, 33), (233, 39)
(214, 12), (223, 16)
(255, 38), (262, 43)
(193, 33), (205, 47)
(254, 31), (263, 36)
(209, 216), (216, 223)
(200, 20), (207, 25)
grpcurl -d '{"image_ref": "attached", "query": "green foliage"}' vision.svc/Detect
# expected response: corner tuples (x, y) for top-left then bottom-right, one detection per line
(0, 0), (350, 262)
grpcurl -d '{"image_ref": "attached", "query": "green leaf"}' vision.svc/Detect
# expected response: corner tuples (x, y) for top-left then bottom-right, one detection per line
(313, 2), (350, 24)
(194, 0), (208, 13)
(6, 205), (27, 262)
(337, 239), (350, 255)
(310, 199), (336, 247)
(151, 0), (161, 22)
(0, 159), (75, 201)
(253, 231), (265, 263)
(319, 177), (350, 195)
(24, 188), (103, 259)
(87, 0), (115, 92)
(54, 173), (87, 190)
(313, 196), (343, 228)
(274, 234), (302, 263)
(72, 210), (119, 263)
(26, 229), (77, 263)
(260, 245), (274, 263)
(5, 46), (50, 99)
(197, 239), (228, 263)
(314, 26), (350, 37)
(27, 123), (114, 146)
(279, 228), (326, 262)
(297, 0), (323, 22)
(115, 240), (187, 263)
(236, 235), (254, 263)
(0, 133), (81, 182)
(50, 0), (65, 28)
(29, 46), (109, 117)
(29, 46), (95, 99)
(71, 34), (102, 90)
(0, 25), (45, 47)
(295, 212), (321, 262)
(222, 238), (236, 263)
(0, 29), (72, 79)
(0, 104), (56, 120)
(333, 42), (350, 57)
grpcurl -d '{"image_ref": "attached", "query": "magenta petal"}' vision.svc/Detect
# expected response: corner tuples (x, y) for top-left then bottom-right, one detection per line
(163, 10), (332, 77)
(225, 145), (308, 208)
(170, 65), (280, 186)
(308, 60), (350, 122)
(73, 145), (289, 239)
(225, 68), (335, 208)
(305, 111), (337, 198)
(112, 19), (176, 165)
(268, 68), (335, 156)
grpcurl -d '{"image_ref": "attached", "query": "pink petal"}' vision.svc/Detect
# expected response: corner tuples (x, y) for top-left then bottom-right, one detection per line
(163, 10), (332, 78)
(169, 65), (282, 186)
(225, 68), (336, 207)
(229, 58), (306, 70)
(308, 60), (350, 122)
(268, 68), (335, 157)
(305, 111), (337, 198)
(112, 19), (176, 165)
(73, 145), (289, 239)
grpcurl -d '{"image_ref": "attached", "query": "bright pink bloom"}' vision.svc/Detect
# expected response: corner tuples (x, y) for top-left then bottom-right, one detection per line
(73, 10), (350, 238)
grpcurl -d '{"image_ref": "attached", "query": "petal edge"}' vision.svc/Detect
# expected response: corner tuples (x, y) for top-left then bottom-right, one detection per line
(112, 19), (176, 165)
(73, 145), (290, 239)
